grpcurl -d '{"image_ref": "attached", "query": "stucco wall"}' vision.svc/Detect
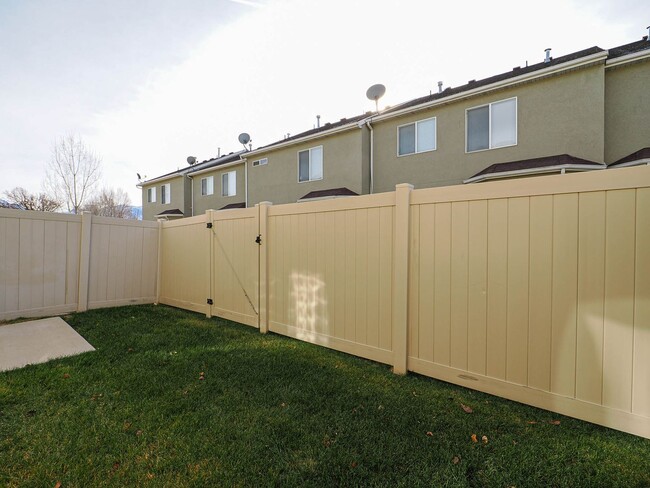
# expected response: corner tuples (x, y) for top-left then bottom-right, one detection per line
(604, 58), (650, 163)
(246, 128), (366, 205)
(192, 163), (246, 215)
(141, 175), (189, 221)
(372, 64), (606, 193)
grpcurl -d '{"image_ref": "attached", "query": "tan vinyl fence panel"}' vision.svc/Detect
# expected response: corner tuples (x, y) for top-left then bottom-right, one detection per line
(267, 194), (395, 364)
(0, 209), (81, 320)
(211, 208), (259, 327)
(159, 215), (209, 315)
(407, 168), (650, 438)
(0, 209), (159, 321)
(87, 217), (159, 309)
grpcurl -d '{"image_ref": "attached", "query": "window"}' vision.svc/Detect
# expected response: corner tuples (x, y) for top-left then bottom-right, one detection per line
(252, 158), (268, 167)
(201, 176), (214, 196)
(466, 97), (517, 152)
(222, 171), (236, 197)
(298, 146), (323, 182)
(147, 187), (156, 203)
(398, 117), (436, 156)
(161, 183), (171, 204)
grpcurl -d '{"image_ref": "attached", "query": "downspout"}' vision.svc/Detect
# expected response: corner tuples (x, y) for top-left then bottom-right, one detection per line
(366, 120), (374, 194)
(187, 174), (194, 216)
(242, 157), (249, 208)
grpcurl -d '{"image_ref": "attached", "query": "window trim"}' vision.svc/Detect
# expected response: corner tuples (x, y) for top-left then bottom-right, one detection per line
(297, 145), (324, 183)
(161, 183), (171, 205)
(396, 116), (437, 157)
(147, 187), (156, 203)
(200, 176), (214, 196)
(252, 158), (268, 167)
(221, 170), (237, 197)
(465, 96), (518, 153)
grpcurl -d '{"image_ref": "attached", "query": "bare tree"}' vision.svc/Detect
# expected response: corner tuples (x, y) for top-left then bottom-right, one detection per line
(84, 187), (136, 219)
(3, 187), (61, 212)
(46, 134), (102, 214)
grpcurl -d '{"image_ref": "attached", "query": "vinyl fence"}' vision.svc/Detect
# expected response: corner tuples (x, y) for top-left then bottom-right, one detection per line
(159, 165), (650, 439)
(0, 209), (159, 321)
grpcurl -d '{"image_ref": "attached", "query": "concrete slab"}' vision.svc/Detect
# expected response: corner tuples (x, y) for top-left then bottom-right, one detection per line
(0, 317), (95, 372)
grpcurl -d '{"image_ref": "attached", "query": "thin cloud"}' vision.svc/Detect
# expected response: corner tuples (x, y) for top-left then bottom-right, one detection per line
(227, 0), (265, 8)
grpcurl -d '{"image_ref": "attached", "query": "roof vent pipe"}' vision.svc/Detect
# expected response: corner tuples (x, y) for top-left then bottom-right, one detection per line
(647, 25), (650, 40)
(316, 115), (321, 128)
(438, 81), (443, 93)
(544, 48), (552, 63)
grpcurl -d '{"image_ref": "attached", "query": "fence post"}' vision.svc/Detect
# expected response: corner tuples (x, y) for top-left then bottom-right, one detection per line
(77, 211), (92, 312)
(257, 201), (272, 333)
(393, 183), (413, 375)
(206, 210), (214, 319)
(155, 219), (164, 305)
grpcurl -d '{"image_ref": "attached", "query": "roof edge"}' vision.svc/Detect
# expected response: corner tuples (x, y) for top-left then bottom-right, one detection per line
(606, 49), (650, 68)
(373, 51), (608, 123)
(463, 163), (606, 184)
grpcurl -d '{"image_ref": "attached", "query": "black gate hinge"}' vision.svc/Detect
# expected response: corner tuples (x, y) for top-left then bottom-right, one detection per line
(206, 222), (213, 229)
(255, 234), (262, 245)
(207, 298), (213, 305)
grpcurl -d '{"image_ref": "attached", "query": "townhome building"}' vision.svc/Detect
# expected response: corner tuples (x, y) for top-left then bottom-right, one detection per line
(141, 34), (650, 219)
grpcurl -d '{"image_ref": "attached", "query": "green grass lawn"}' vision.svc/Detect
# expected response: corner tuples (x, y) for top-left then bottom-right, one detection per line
(1, 305), (649, 487)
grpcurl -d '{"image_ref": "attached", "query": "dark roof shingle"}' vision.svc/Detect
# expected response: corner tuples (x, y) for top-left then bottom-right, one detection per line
(299, 187), (358, 200)
(466, 154), (604, 182)
(609, 147), (650, 167)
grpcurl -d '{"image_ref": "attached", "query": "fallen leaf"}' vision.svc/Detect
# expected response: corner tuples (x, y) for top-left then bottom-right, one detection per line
(482, 435), (488, 444)
(452, 456), (461, 465)
(527, 421), (537, 424)
(549, 420), (561, 425)
(460, 403), (473, 414)
(350, 461), (357, 468)
(127, 348), (134, 353)
(146, 473), (155, 480)
(136, 430), (143, 436)
(471, 434), (478, 443)
(280, 402), (287, 407)
(63, 373), (70, 379)
(54, 482), (61, 488)
(426, 431), (433, 436)
(112, 461), (120, 471)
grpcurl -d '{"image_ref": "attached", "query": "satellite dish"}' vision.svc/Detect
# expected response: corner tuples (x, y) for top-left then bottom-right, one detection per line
(238, 133), (251, 145)
(187, 156), (197, 165)
(366, 84), (386, 112)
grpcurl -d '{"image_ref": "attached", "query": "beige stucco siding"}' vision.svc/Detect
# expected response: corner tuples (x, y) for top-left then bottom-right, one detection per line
(192, 163), (246, 215)
(605, 59), (650, 163)
(247, 128), (367, 205)
(141, 175), (190, 221)
(372, 64), (606, 192)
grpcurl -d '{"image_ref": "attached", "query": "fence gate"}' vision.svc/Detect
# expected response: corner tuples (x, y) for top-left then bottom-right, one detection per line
(210, 208), (260, 328)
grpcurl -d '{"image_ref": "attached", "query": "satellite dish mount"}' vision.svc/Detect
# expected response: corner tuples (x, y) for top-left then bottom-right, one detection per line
(366, 84), (386, 113)
(187, 156), (197, 165)
(238, 132), (252, 151)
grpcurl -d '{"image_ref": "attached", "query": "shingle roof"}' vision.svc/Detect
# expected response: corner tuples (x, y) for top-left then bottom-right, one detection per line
(465, 154), (604, 183)
(383, 47), (606, 116)
(155, 208), (184, 217)
(142, 150), (245, 185)
(253, 114), (370, 153)
(607, 38), (650, 59)
(609, 147), (650, 167)
(299, 187), (359, 200)
(219, 202), (246, 210)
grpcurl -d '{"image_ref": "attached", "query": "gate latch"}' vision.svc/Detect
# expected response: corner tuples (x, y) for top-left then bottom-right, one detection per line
(206, 222), (213, 229)
(207, 298), (213, 305)
(255, 234), (262, 245)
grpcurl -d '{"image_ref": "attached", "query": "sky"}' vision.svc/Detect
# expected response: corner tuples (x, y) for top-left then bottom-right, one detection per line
(0, 0), (646, 207)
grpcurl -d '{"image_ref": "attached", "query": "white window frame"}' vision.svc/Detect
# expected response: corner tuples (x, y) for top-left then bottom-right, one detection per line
(252, 158), (268, 167)
(396, 116), (437, 157)
(221, 171), (236, 197)
(161, 183), (171, 204)
(297, 145), (324, 183)
(147, 187), (156, 203)
(201, 176), (214, 196)
(465, 97), (518, 153)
